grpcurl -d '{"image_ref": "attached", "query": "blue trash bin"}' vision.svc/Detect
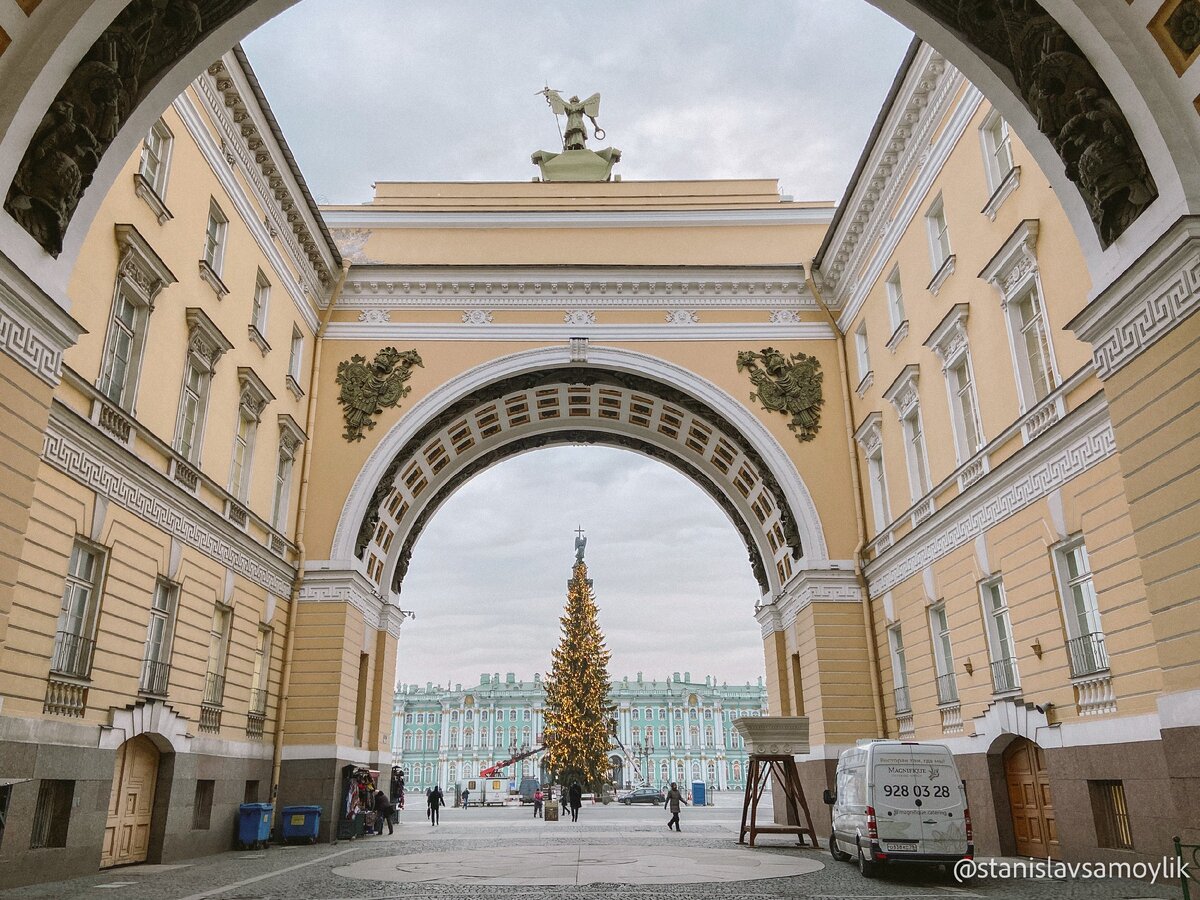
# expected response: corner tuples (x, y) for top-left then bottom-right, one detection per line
(281, 805), (322, 844)
(237, 802), (273, 850)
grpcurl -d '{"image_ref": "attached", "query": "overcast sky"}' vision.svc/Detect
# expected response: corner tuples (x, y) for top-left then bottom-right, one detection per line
(242, 1), (912, 689)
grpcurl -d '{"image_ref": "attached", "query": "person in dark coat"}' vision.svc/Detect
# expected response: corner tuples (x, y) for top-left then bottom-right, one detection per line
(428, 784), (445, 826)
(568, 781), (583, 823)
(373, 789), (393, 835)
(665, 782), (687, 831)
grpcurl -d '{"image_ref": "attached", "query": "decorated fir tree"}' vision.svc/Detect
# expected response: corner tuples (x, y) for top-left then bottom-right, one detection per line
(542, 530), (612, 789)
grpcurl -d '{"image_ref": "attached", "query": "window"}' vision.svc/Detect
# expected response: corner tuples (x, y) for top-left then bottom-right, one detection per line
(930, 604), (957, 704)
(244, 780), (260, 804)
(673, 726), (682, 746)
(658, 727), (667, 746)
(138, 119), (173, 198)
(140, 579), (178, 695)
(1054, 538), (1108, 676)
(981, 579), (1019, 692)
(97, 286), (147, 410)
(203, 604), (232, 705)
(1013, 283), (1057, 403)
(251, 271), (270, 336)
(288, 326), (304, 385)
(30, 780), (73, 849)
(948, 356), (984, 458)
(192, 780), (214, 830)
(228, 406), (257, 502)
(888, 625), (911, 713)
(854, 323), (870, 384)
(52, 540), (105, 678)
(202, 200), (227, 273)
(885, 267), (905, 332)
(902, 408), (932, 499)
(1089, 780), (1133, 850)
(175, 357), (210, 463)
(250, 627), (271, 715)
(271, 444), (295, 530)
(981, 111), (1014, 191)
(867, 444), (890, 533)
(926, 196), (952, 269)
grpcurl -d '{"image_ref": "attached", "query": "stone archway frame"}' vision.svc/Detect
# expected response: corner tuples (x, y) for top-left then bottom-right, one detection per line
(329, 345), (831, 599)
(971, 697), (1063, 755)
(98, 698), (192, 754)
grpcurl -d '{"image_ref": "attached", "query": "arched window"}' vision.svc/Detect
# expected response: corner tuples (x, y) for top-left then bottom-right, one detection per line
(706, 762), (716, 783)
(673, 726), (682, 745)
(676, 763), (686, 783)
(426, 729), (435, 749)
(465, 710), (473, 721)
(732, 761), (742, 784)
(704, 709), (712, 720)
(415, 731), (424, 751)
(647, 708), (654, 719)
(692, 762), (702, 781)
(690, 726), (699, 746)
(449, 729), (458, 749)
(705, 727), (713, 746)
(451, 710), (458, 722)
(464, 727), (473, 749)
(524, 709), (531, 720)
(448, 763), (457, 783)
(405, 713), (412, 723)
(463, 763), (474, 778)
(403, 733), (413, 751)
(660, 728), (668, 746)
(660, 761), (670, 783)
(644, 726), (653, 746)
(522, 726), (531, 744)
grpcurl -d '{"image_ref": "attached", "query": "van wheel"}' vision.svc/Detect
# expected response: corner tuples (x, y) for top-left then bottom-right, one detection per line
(829, 833), (851, 862)
(857, 845), (878, 879)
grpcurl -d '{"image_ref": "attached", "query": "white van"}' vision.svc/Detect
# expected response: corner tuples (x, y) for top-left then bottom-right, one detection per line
(823, 740), (973, 878)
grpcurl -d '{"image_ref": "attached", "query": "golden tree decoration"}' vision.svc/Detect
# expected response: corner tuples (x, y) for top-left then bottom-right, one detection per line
(542, 532), (612, 789)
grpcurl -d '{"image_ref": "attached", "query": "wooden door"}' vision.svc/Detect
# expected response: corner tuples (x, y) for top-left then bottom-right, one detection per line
(101, 736), (159, 868)
(1003, 738), (1059, 859)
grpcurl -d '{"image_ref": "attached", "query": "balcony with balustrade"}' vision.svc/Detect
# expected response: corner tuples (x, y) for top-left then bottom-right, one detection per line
(1067, 631), (1109, 678)
(139, 658), (171, 696)
(990, 656), (1020, 694)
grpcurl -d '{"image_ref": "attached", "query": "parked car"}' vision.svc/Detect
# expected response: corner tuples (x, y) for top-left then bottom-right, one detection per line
(824, 740), (973, 878)
(620, 787), (666, 806)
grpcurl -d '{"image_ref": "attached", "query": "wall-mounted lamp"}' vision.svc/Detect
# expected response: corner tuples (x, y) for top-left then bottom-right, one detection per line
(1031, 638), (1043, 659)
(963, 658), (974, 676)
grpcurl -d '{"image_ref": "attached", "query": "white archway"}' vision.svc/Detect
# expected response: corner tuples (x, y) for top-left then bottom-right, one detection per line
(329, 345), (831, 600)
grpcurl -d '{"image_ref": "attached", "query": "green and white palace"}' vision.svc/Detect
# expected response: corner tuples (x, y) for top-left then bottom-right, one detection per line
(392, 673), (768, 793)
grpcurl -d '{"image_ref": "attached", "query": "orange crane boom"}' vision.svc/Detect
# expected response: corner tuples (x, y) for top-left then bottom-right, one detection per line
(479, 745), (544, 778)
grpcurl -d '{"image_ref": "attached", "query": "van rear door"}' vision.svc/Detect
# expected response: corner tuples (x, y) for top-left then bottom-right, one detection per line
(870, 745), (923, 853)
(909, 747), (968, 856)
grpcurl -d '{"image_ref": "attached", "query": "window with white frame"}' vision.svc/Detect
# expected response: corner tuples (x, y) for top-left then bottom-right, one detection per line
(52, 539), (106, 678)
(886, 267), (906, 332)
(271, 421), (302, 531)
(228, 406), (257, 502)
(139, 578), (178, 695)
(948, 356), (984, 457)
(981, 111), (1015, 192)
(288, 326), (303, 383)
(888, 625), (911, 713)
(855, 414), (891, 533)
(97, 286), (146, 410)
(203, 200), (228, 273)
(1012, 282), (1057, 403)
(138, 119), (173, 198)
(1054, 538), (1109, 677)
(929, 604), (958, 704)
(203, 604), (232, 705)
(175, 357), (210, 463)
(926, 196), (952, 269)
(854, 322), (870, 383)
(981, 578), (1019, 692)
(902, 408), (932, 499)
(250, 627), (271, 715)
(251, 271), (270, 336)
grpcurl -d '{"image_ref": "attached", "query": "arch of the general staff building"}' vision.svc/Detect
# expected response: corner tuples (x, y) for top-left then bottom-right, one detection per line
(329, 344), (831, 602)
(2, 0), (1199, 290)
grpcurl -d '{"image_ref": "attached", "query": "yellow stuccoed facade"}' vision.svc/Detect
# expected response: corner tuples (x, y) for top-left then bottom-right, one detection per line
(0, 38), (1196, 888)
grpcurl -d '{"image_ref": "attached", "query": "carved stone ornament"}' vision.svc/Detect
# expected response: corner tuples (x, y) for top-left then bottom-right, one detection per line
(563, 310), (597, 326)
(461, 309), (494, 325)
(335, 347), (424, 442)
(736, 347), (824, 443)
(913, 0), (1157, 247)
(664, 309), (699, 325)
(3, 0), (257, 255)
(357, 309), (391, 324)
(768, 309), (802, 325)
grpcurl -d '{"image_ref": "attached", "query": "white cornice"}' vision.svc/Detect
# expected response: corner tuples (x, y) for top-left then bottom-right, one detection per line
(173, 92), (322, 335)
(41, 401), (296, 596)
(338, 266), (816, 310)
(0, 249), (84, 386)
(865, 391), (1115, 595)
(323, 321), (837, 342)
(297, 566), (405, 638)
(322, 207), (834, 230)
(1067, 215), (1200, 380)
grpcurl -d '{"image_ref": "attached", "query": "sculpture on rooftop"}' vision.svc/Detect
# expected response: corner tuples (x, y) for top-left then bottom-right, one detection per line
(533, 88), (621, 183)
(542, 90), (604, 151)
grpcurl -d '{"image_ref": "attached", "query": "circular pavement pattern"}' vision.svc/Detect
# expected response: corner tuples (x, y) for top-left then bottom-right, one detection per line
(334, 844), (823, 885)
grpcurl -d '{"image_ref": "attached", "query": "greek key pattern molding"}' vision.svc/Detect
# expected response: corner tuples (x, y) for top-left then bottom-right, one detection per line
(0, 296), (63, 385)
(866, 400), (1116, 596)
(1090, 244), (1200, 379)
(42, 410), (295, 596)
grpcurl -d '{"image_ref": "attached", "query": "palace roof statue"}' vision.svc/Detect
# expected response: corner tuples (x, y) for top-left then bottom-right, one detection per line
(532, 88), (621, 183)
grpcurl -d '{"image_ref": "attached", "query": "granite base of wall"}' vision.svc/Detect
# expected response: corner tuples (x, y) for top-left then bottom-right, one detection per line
(278, 756), (359, 844)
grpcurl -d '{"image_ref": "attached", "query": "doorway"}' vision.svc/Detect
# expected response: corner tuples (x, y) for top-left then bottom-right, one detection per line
(1003, 737), (1059, 859)
(101, 736), (160, 868)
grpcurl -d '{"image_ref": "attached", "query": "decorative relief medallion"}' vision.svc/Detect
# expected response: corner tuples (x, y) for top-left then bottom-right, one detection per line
(461, 309), (494, 325)
(336, 347), (424, 442)
(768, 309), (802, 325)
(664, 310), (699, 325)
(736, 347), (824, 442)
(357, 309), (391, 324)
(563, 310), (596, 326)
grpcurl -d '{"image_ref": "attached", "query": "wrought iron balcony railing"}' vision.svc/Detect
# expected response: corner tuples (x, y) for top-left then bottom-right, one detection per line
(202, 671), (226, 706)
(991, 656), (1020, 693)
(249, 687), (267, 716)
(894, 685), (911, 714)
(139, 658), (171, 696)
(935, 671), (959, 705)
(1066, 631), (1110, 678)
(50, 631), (94, 679)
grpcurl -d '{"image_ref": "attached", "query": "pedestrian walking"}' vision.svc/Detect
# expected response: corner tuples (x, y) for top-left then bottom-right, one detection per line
(373, 789), (394, 835)
(532, 787), (543, 818)
(425, 786), (431, 820)
(568, 781), (583, 823)
(665, 782), (687, 831)
(461, 787), (470, 809)
(428, 784), (445, 826)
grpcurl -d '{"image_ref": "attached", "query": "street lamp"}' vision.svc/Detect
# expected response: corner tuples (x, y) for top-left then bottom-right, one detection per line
(632, 737), (651, 787)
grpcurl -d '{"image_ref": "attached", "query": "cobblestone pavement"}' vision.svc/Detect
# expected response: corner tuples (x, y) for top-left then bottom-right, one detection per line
(0, 804), (1179, 899)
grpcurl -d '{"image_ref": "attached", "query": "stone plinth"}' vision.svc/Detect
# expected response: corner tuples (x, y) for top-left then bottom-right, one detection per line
(731, 716), (810, 755)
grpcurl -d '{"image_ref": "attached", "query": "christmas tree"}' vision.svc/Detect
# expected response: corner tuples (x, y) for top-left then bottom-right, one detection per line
(543, 529), (612, 789)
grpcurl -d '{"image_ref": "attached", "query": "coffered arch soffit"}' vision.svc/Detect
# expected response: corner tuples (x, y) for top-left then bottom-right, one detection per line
(330, 346), (831, 599)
